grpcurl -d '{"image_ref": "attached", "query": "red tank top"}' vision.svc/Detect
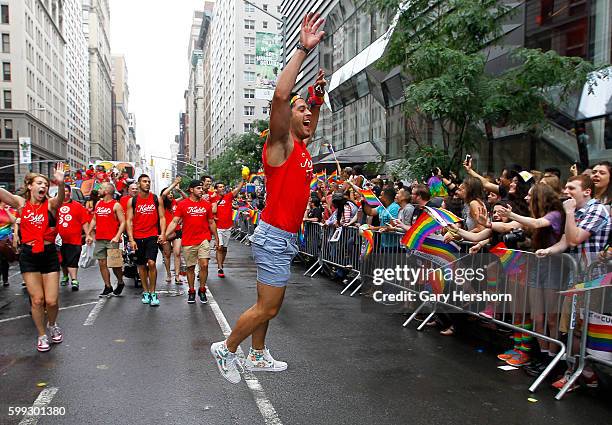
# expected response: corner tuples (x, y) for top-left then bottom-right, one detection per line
(95, 199), (120, 240)
(132, 193), (159, 239)
(21, 200), (50, 253)
(260, 140), (313, 233)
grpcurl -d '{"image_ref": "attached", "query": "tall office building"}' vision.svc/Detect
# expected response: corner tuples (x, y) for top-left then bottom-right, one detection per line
(82, 0), (112, 161)
(111, 54), (129, 161)
(64, 0), (90, 170)
(209, 0), (282, 158)
(0, 0), (68, 190)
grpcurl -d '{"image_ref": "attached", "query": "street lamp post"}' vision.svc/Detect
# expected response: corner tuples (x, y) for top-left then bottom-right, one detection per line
(243, 0), (287, 66)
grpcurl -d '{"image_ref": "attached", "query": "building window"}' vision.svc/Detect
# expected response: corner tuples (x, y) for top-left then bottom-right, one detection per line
(244, 54), (255, 65)
(277, 22), (282, 30)
(245, 20), (255, 30)
(1, 33), (8, 53)
(245, 37), (255, 48)
(0, 5), (8, 24)
(263, 4), (268, 11)
(244, 123), (253, 132)
(263, 106), (269, 115)
(277, 6), (281, 13)
(244, 71), (255, 82)
(244, 88), (255, 99)
(4, 119), (12, 139)
(2, 62), (9, 81)
(245, 3), (255, 13)
(263, 21), (268, 29)
(3, 90), (10, 109)
(244, 106), (255, 116)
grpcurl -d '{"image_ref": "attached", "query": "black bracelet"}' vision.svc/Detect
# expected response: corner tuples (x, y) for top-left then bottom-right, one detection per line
(296, 43), (311, 55)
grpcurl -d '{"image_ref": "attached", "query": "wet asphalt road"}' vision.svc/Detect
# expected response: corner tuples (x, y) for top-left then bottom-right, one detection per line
(0, 242), (611, 425)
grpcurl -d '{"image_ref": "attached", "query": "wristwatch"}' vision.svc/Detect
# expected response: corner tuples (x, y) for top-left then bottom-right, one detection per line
(296, 42), (311, 55)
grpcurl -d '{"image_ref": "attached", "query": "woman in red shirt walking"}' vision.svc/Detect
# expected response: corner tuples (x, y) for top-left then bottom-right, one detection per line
(0, 163), (66, 352)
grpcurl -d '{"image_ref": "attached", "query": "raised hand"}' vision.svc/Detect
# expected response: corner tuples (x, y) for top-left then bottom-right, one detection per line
(53, 162), (65, 184)
(300, 12), (325, 51)
(314, 69), (326, 96)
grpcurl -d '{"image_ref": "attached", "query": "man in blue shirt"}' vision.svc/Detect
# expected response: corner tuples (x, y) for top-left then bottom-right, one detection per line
(362, 187), (400, 250)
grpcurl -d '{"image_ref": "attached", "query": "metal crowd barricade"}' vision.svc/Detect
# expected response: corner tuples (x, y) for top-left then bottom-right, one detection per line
(557, 260), (612, 399)
(359, 241), (580, 395)
(300, 222), (324, 275)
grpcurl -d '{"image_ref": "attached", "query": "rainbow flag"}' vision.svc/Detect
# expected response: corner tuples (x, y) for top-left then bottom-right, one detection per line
(490, 242), (522, 273)
(310, 177), (318, 191)
(316, 171), (326, 181)
(401, 214), (441, 250)
(232, 210), (238, 223)
(252, 210), (260, 225)
(361, 228), (375, 257)
(328, 170), (338, 181)
(418, 235), (459, 265)
(560, 272), (612, 295)
(249, 172), (265, 182)
(425, 206), (462, 227)
(586, 312), (612, 359)
(359, 188), (382, 207)
(298, 222), (305, 247)
(427, 176), (448, 197)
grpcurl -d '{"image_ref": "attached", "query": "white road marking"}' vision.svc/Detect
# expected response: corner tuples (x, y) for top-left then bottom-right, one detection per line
(207, 288), (283, 425)
(18, 387), (59, 425)
(83, 298), (107, 326)
(0, 302), (98, 324)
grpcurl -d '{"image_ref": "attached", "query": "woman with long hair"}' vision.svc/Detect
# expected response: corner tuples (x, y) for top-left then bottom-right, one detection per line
(0, 164), (66, 352)
(498, 183), (565, 372)
(591, 161), (612, 210)
(160, 184), (183, 284)
(455, 176), (487, 232)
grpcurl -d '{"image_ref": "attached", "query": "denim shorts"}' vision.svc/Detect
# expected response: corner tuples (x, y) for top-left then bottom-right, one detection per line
(250, 220), (298, 287)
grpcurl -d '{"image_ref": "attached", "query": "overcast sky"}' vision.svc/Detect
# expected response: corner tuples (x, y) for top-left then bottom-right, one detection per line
(109, 0), (203, 165)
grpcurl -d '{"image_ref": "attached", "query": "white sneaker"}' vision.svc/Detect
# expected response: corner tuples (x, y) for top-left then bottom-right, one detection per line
(210, 341), (242, 384)
(48, 324), (63, 344)
(245, 346), (288, 372)
(37, 335), (50, 352)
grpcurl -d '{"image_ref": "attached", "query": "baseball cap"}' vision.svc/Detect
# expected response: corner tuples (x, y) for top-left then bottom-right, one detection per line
(189, 179), (202, 189)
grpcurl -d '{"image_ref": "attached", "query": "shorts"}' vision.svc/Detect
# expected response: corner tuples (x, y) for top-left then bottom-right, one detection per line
(135, 236), (159, 265)
(250, 220), (298, 287)
(182, 240), (211, 267)
(217, 228), (232, 247)
(60, 243), (81, 268)
(94, 240), (123, 268)
(19, 244), (60, 274)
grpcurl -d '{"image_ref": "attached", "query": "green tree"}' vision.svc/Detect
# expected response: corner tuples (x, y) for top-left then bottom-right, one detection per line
(373, 0), (608, 174)
(209, 120), (268, 184)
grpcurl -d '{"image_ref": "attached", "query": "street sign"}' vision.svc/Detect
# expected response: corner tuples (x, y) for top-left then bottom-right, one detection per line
(19, 137), (32, 164)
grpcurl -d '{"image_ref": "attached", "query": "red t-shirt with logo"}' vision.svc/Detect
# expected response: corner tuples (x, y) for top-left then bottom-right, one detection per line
(215, 193), (234, 229)
(21, 200), (50, 253)
(173, 198), (212, 246)
(58, 201), (88, 245)
(165, 199), (181, 232)
(132, 193), (159, 239)
(95, 199), (120, 240)
(261, 140), (312, 233)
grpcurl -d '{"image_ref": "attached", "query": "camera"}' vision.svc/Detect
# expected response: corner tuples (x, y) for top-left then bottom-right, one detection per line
(503, 228), (526, 245)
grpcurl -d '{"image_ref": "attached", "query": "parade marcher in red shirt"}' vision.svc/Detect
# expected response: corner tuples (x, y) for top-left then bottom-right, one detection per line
(126, 174), (166, 306)
(212, 13), (325, 383)
(161, 176), (186, 285)
(57, 185), (90, 291)
(86, 182), (126, 298)
(0, 163), (66, 352)
(166, 180), (218, 304)
(120, 183), (138, 213)
(212, 179), (245, 278)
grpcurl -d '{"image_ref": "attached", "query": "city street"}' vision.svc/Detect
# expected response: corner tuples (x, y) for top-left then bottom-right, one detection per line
(0, 242), (610, 425)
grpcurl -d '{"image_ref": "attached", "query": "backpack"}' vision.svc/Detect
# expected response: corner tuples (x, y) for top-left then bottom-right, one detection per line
(131, 193), (161, 234)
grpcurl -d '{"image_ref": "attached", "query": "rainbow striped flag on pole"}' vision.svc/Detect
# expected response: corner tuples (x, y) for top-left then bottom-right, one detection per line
(360, 227), (375, 257)
(328, 170), (338, 181)
(559, 272), (612, 295)
(251, 210), (260, 225)
(490, 242), (522, 273)
(232, 209), (239, 223)
(418, 235), (460, 266)
(401, 214), (441, 250)
(310, 177), (318, 191)
(425, 206), (462, 227)
(316, 170), (326, 181)
(359, 188), (383, 207)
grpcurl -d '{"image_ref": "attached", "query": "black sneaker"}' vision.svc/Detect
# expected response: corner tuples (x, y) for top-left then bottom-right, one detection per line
(71, 280), (79, 291)
(113, 283), (125, 296)
(198, 288), (208, 304)
(99, 286), (114, 298)
(187, 290), (196, 304)
(523, 358), (551, 377)
(2, 281), (8, 287)
(218, 269), (225, 278)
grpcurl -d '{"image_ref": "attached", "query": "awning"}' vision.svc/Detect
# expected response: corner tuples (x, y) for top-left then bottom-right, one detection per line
(576, 67), (612, 120)
(315, 141), (383, 165)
